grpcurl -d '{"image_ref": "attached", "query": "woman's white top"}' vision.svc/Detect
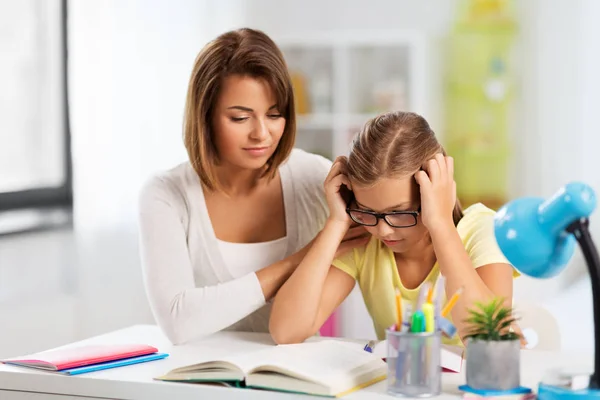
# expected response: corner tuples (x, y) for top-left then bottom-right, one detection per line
(138, 149), (331, 344)
(216, 237), (289, 278)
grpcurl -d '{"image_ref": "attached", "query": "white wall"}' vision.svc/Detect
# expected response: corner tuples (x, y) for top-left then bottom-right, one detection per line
(516, 0), (600, 292)
(69, 0), (247, 232)
(547, 0), (600, 352)
(70, 0), (198, 231)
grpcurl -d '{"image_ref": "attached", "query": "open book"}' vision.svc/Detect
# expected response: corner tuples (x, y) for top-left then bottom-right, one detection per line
(155, 340), (387, 397)
(361, 339), (464, 373)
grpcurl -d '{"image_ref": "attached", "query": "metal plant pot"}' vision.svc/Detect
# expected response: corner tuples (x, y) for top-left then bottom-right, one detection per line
(466, 339), (520, 391)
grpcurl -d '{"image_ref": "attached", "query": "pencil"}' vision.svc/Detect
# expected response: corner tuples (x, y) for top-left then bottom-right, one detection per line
(395, 288), (402, 329)
(426, 285), (434, 304)
(441, 287), (464, 317)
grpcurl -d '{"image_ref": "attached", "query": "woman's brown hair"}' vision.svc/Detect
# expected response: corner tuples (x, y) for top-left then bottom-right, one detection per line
(347, 111), (464, 226)
(183, 28), (295, 191)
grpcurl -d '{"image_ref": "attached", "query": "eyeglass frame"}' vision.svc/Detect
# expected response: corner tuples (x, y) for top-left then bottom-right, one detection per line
(345, 206), (421, 228)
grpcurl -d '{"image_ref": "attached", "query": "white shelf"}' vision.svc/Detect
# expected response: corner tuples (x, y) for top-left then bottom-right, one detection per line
(278, 31), (431, 159)
(296, 114), (335, 130)
(342, 113), (379, 127)
(297, 113), (379, 130)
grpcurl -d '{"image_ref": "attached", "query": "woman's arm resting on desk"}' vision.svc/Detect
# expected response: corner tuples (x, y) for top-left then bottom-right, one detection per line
(139, 178), (303, 345)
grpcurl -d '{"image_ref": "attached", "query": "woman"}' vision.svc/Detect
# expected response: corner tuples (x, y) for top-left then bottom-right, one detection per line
(270, 111), (521, 346)
(138, 28), (367, 345)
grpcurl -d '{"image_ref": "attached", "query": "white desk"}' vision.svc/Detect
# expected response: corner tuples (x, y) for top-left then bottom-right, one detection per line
(0, 325), (592, 399)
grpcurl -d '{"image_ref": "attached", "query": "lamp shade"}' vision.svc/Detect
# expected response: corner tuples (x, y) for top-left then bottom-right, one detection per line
(494, 182), (597, 278)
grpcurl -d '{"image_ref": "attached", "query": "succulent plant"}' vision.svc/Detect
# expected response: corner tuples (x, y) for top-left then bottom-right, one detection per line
(464, 297), (520, 341)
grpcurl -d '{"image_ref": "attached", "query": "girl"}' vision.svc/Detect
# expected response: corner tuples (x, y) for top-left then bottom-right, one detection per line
(270, 111), (520, 346)
(138, 28), (367, 345)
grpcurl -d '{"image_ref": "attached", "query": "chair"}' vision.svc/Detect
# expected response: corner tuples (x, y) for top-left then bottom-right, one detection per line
(513, 302), (561, 351)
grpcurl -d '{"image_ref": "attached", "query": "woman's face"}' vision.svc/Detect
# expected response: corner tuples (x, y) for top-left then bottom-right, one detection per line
(212, 75), (286, 171)
(350, 176), (428, 253)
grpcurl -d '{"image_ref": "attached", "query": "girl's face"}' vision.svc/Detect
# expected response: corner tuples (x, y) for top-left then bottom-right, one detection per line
(350, 176), (428, 253)
(212, 74), (286, 171)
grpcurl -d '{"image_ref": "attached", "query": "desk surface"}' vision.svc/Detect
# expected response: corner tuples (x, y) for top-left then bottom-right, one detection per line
(0, 325), (592, 400)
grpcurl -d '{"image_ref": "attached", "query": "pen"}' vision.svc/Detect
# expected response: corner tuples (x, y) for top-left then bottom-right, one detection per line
(416, 282), (431, 312)
(402, 302), (413, 332)
(363, 340), (377, 353)
(424, 282), (436, 333)
(422, 302), (435, 333)
(410, 310), (425, 333)
(441, 287), (464, 317)
(433, 275), (445, 325)
(409, 311), (425, 385)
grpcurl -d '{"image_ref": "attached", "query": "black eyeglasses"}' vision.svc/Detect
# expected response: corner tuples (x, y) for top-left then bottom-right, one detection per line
(346, 206), (421, 228)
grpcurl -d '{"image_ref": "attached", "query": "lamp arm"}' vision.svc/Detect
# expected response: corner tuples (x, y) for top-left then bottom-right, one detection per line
(567, 218), (600, 389)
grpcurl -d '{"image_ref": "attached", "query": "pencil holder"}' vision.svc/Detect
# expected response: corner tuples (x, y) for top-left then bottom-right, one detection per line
(386, 330), (442, 397)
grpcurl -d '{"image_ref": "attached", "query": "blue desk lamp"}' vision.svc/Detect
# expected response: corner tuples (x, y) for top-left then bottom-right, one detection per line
(494, 182), (600, 399)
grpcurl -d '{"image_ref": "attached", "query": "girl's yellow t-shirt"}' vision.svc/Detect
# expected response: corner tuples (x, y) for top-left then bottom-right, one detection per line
(332, 203), (519, 347)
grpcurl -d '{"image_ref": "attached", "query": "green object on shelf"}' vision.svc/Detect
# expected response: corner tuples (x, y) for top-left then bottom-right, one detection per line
(443, 0), (517, 208)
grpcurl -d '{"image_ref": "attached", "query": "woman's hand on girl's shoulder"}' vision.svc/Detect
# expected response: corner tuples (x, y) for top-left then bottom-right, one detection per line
(336, 224), (370, 258)
(289, 223), (369, 269)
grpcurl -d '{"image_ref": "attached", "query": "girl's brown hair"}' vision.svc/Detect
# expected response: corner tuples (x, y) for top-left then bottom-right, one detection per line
(347, 111), (464, 226)
(183, 28), (295, 191)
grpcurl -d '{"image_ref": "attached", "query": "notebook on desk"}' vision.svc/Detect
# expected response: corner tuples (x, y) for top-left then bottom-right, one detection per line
(155, 340), (387, 397)
(1, 344), (167, 374)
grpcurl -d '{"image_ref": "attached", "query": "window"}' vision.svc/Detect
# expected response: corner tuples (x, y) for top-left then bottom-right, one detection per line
(0, 0), (71, 229)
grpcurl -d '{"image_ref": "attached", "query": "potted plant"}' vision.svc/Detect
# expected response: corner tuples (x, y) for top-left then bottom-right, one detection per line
(464, 297), (522, 391)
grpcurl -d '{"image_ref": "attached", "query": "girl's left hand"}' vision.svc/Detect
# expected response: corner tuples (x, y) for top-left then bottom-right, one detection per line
(415, 153), (456, 232)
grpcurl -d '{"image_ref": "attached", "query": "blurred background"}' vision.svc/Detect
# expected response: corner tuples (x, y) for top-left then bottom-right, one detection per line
(1, 0), (599, 358)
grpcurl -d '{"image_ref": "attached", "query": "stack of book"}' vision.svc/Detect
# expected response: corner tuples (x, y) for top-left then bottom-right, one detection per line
(1, 344), (168, 375)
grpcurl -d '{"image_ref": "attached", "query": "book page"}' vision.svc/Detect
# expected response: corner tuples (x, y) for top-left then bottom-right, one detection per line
(349, 339), (463, 372)
(242, 340), (385, 385)
(166, 353), (263, 376)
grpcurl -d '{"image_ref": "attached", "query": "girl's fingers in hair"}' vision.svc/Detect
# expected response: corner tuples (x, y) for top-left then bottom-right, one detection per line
(446, 156), (454, 180)
(339, 173), (351, 188)
(333, 155), (348, 169)
(426, 158), (441, 183)
(325, 159), (344, 183)
(325, 156), (349, 183)
(434, 153), (447, 182)
(329, 173), (351, 193)
(336, 156), (349, 172)
(414, 170), (431, 189)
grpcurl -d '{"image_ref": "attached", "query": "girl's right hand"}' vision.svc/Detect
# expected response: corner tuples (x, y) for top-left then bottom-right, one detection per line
(324, 156), (353, 227)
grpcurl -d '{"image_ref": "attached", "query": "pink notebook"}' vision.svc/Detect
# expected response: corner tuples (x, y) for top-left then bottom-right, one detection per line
(1, 344), (158, 371)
